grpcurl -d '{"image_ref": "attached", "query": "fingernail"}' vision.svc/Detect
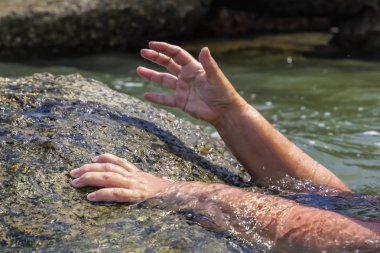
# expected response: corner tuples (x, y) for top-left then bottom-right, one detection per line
(206, 47), (212, 57)
(70, 168), (80, 177)
(87, 193), (96, 201)
(92, 156), (99, 162)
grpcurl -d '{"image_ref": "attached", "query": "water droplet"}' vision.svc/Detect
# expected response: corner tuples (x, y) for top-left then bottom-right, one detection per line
(210, 131), (221, 139)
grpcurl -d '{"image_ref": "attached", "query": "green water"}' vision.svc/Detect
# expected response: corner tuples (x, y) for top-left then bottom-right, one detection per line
(0, 51), (379, 194)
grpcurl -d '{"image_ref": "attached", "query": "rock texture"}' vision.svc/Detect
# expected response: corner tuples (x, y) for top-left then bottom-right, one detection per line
(0, 0), (211, 59)
(0, 0), (380, 58)
(0, 73), (253, 251)
(332, 8), (380, 57)
(198, 0), (380, 58)
(210, 0), (369, 17)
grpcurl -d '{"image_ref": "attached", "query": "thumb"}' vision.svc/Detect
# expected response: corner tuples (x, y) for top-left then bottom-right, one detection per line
(198, 47), (225, 83)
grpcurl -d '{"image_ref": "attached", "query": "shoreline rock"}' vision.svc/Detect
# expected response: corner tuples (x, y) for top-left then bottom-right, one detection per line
(0, 0), (380, 60)
(196, 0), (380, 59)
(0, 73), (252, 251)
(0, 0), (211, 60)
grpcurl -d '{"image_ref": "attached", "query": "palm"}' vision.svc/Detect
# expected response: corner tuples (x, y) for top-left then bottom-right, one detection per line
(176, 66), (218, 121)
(137, 42), (228, 124)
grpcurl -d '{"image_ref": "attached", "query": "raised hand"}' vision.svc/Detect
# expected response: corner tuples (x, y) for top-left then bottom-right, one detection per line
(70, 154), (175, 202)
(137, 41), (245, 125)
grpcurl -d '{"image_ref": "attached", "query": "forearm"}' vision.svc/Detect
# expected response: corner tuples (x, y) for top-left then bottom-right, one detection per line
(156, 182), (379, 252)
(213, 99), (349, 191)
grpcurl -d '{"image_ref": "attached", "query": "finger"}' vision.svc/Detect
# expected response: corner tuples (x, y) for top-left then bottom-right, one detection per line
(144, 93), (176, 108)
(140, 49), (181, 75)
(149, 41), (195, 67)
(70, 163), (129, 178)
(136, 66), (177, 90)
(87, 188), (144, 202)
(71, 172), (130, 188)
(198, 47), (226, 84)
(91, 153), (139, 172)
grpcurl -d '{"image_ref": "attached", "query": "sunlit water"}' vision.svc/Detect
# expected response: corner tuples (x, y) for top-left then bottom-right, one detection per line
(1, 50), (379, 251)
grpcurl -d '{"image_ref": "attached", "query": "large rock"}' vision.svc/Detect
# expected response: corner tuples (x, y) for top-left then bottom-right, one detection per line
(0, 0), (211, 59)
(198, 0), (380, 58)
(332, 8), (380, 57)
(210, 0), (374, 17)
(0, 73), (253, 251)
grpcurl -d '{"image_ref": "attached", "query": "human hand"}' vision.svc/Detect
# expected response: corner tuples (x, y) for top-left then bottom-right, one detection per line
(137, 42), (246, 125)
(70, 154), (176, 202)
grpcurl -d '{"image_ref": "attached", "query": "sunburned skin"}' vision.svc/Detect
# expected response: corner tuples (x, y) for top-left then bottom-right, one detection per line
(71, 42), (380, 252)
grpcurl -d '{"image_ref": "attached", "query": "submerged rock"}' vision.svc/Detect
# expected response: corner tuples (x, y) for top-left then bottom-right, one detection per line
(0, 0), (211, 59)
(0, 73), (253, 251)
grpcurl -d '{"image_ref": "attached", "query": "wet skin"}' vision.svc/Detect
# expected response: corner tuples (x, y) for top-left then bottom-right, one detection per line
(71, 42), (379, 252)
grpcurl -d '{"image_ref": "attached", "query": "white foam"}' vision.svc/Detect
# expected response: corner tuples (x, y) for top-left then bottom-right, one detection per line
(362, 131), (379, 136)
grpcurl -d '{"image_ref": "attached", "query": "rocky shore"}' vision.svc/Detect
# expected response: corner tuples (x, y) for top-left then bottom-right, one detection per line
(0, 0), (211, 59)
(200, 0), (380, 58)
(0, 0), (379, 59)
(0, 73), (253, 251)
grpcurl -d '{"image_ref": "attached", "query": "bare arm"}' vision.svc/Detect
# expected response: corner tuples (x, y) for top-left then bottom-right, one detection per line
(159, 182), (379, 253)
(213, 98), (350, 191)
(70, 154), (379, 252)
(137, 42), (349, 191)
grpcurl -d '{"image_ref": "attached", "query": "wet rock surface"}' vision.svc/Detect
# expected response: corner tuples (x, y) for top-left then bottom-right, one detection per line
(0, 73), (254, 251)
(0, 0), (211, 59)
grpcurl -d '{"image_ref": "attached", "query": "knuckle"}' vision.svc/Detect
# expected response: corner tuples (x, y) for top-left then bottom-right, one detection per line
(81, 173), (91, 181)
(153, 52), (160, 61)
(102, 172), (113, 181)
(104, 163), (114, 172)
(112, 189), (121, 199)
(161, 57), (171, 65)
(81, 163), (91, 170)
(120, 158), (129, 164)
(135, 192), (145, 201)
(99, 153), (112, 159)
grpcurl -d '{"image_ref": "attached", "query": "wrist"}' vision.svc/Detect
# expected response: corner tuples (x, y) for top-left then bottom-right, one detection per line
(212, 97), (256, 131)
